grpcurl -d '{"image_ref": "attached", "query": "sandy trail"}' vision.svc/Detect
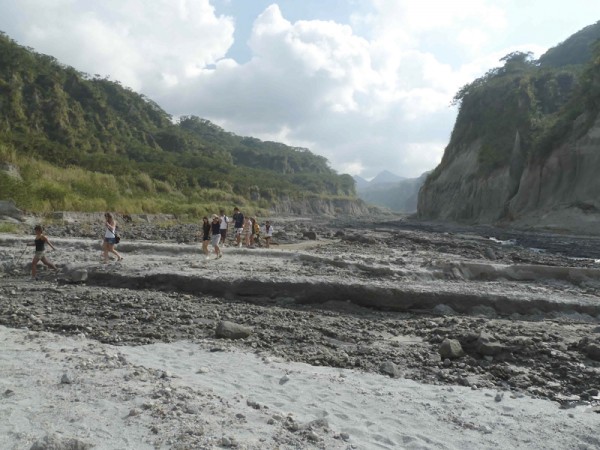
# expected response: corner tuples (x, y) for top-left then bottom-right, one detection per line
(1, 325), (599, 450)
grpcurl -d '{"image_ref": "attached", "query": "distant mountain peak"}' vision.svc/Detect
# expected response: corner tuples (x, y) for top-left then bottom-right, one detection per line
(370, 170), (405, 185)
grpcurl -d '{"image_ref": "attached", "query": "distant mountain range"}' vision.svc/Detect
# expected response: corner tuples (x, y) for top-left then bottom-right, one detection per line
(353, 170), (428, 213)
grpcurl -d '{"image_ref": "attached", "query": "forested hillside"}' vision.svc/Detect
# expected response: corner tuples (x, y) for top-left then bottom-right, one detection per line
(0, 32), (356, 216)
(418, 21), (600, 234)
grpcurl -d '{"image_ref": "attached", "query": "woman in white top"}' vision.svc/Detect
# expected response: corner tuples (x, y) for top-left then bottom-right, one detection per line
(263, 220), (274, 249)
(102, 212), (123, 263)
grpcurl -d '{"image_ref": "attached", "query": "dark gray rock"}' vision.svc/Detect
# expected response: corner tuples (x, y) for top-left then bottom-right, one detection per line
(439, 338), (465, 359)
(585, 342), (600, 361)
(476, 332), (504, 356)
(303, 231), (318, 240)
(60, 373), (74, 385)
(215, 321), (252, 339)
(380, 361), (401, 378)
(484, 247), (497, 260)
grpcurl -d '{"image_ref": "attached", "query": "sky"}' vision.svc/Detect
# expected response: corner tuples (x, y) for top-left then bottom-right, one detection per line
(0, 1), (598, 179)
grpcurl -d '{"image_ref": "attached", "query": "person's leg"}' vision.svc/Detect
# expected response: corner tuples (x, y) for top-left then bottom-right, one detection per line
(109, 244), (122, 260)
(202, 240), (209, 256)
(31, 257), (39, 277)
(41, 256), (57, 270)
(265, 237), (270, 248)
(102, 240), (109, 263)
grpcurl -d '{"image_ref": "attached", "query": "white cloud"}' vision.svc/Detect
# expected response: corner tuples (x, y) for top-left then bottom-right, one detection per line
(0, 0), (588, 179)
(1, 0), (235, 92)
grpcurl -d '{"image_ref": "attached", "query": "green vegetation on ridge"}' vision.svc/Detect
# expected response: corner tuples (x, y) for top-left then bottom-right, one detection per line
(429, 21), (600, 182)
(0, 31), (355, 217)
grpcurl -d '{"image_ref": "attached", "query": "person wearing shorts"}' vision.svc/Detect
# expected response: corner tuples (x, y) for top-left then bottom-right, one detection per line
(102, 212), (123, 263)
(29, 225), (57, 279)
(232, 207), (244, 247)
(201, 216), (211, 260)
(263, 220), (274, 249)
(243, 217), (252, 247)
(219, 209), (229, 247)
(211, 214), (222, 259)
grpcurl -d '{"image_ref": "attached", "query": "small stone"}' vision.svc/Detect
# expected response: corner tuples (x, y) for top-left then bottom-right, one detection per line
(279, 375), (290, 385)
(60, 373), (74, 384)
(495, 392), (504, 402)
(3, 389), (15, 398)
(247, 399), (261, 409)
(307, 430), (320, 442)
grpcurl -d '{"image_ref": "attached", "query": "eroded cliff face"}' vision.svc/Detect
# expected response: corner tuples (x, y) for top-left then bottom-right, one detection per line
(417, 142), (512, 223)
(418, 112), (600, 234)
(271, 196), (373, 217)
(507, 113), (600, 233)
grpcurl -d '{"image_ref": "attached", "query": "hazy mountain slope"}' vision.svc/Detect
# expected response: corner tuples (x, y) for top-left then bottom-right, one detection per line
(357, 171), (428, 213)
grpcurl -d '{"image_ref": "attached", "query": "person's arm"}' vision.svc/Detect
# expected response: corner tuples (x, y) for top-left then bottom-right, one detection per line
(44, 236), (56, 251)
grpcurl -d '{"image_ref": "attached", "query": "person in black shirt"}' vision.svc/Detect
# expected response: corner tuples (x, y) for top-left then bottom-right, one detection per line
(211, 214), (223, 259)
(201, 216), (211, 260)
(28, 225), (57, 278)
(232, 207), (245, 247)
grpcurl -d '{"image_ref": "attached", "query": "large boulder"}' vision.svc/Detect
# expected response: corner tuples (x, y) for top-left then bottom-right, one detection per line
(0, 200), (23, 221)
(439, 338), (465, 359)
(215, 321), (252, 340)
(476, 332), (505, 356)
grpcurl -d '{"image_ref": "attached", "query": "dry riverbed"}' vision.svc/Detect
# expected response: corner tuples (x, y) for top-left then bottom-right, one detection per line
(1, 215), (600, 449)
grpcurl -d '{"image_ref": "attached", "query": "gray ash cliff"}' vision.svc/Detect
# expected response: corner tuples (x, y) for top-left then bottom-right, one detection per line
(418, 116), (600, 234)
(418, 23), (600, 235)
(270, 195), (374, 216)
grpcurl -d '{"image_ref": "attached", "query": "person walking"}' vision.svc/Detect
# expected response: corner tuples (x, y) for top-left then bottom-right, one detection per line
(102, 212), (123, 264)
(219, 209), (229, 247)
(232, 207), (245, 247)
(243, 216), (252, 247)
(251, 218), (261, 247)
(29, 225), (57, 279)
(211, 214), (223, 259)
(201, 216), (211, 260)
(263, 220), (274, 249)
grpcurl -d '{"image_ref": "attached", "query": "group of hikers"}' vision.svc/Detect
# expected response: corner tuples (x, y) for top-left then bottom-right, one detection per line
(201, 207), (274, 260)
(26, 208), (274, 278)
